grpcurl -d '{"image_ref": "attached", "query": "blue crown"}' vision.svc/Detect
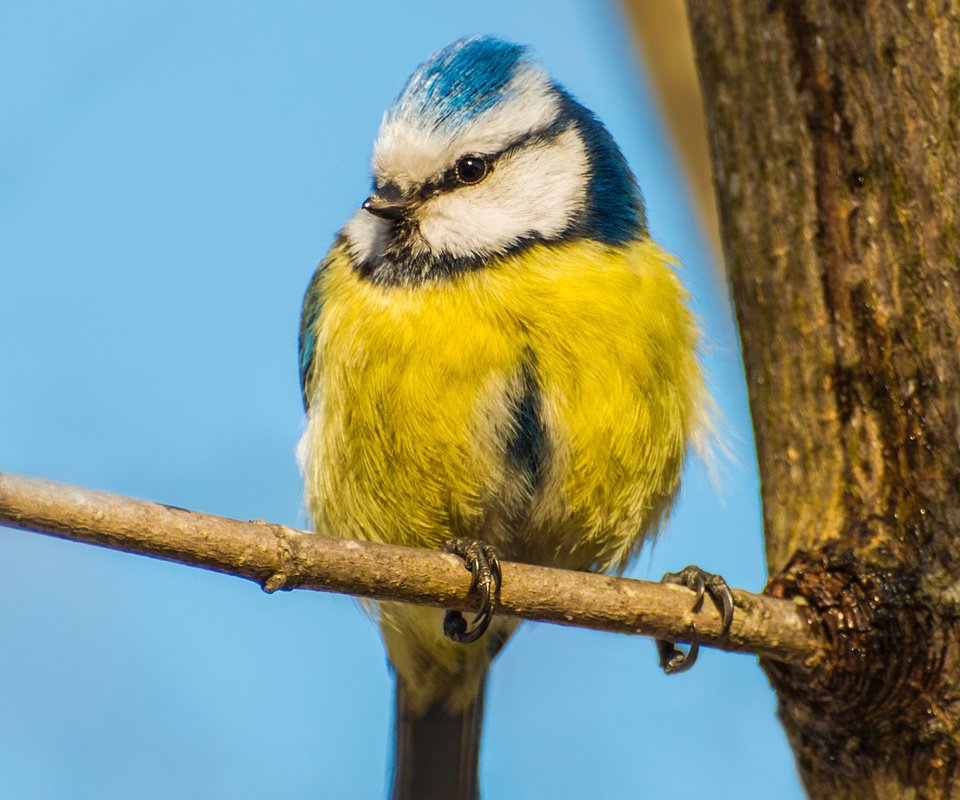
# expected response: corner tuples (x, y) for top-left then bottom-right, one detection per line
(387, 36), (530, 129)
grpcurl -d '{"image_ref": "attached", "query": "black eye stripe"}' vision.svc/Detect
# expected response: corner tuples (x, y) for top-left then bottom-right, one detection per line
(413, 119), (574, 201)
(499, 117), (572, 159)
(373, 180), (404, 201)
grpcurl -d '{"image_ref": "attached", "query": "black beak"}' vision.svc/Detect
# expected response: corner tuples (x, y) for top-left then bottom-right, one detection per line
(362, 194), (406, 221)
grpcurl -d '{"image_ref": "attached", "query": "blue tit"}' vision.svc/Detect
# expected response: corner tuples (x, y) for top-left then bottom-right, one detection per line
(298, 35), (721, 800)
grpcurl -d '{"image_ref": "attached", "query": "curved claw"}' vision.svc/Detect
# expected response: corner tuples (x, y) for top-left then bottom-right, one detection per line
(691, 572), (706, 612)
(465, 554), (480, 594)
(656, 565), (735, 675)
(662, 565), (735, 633)
(476, 571), (491, 614)
(717, 584), (735, 633)
(442, 538), (502, 644)
(490, 552), (503, 591)
(444, 609), (489, 644)
(470, 603), (494, 635)
(657, 624), (701, 675)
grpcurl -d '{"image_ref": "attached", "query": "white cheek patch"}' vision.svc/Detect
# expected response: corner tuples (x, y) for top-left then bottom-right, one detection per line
(342, 207), (390, 264)
(373, 65), (560, 190)
(415, 127), (589, 259)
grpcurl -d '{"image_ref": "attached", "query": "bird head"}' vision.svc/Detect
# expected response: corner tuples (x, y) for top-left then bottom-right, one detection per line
(343, 35), (647, 285)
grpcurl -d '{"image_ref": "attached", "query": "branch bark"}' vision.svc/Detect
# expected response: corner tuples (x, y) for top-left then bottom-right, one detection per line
(0, 471), (818, 665)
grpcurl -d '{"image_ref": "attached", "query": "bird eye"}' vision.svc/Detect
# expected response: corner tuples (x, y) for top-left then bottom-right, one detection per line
(455, 155), (489, 185)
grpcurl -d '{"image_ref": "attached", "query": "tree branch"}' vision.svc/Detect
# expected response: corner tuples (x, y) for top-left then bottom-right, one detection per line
(0, 471), (820, 665)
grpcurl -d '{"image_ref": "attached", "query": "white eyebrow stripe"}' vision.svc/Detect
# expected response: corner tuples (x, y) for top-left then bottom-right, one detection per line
(372, 64), (561, 190)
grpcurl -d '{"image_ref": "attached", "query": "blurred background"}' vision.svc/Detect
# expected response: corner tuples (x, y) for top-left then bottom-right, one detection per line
(0, 1), (803, 797)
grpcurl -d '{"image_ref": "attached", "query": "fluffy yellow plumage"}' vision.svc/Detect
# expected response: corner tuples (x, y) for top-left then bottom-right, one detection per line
(298, 35), (722, 798)
(299, 235), (705, 713)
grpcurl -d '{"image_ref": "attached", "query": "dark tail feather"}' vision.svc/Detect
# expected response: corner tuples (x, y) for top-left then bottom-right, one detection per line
(391, 678), (485, 800)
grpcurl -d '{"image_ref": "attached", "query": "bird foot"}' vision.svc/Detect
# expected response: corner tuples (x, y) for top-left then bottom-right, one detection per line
(442, 538), (502, 644)
(656, 565), (734, 675)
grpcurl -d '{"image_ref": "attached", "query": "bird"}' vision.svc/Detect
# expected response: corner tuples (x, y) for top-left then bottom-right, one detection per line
(297, 35), (731, 800)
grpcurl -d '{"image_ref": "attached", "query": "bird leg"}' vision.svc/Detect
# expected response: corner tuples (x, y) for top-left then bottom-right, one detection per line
(442, 538), (502, 644)
(656, 565), (734, 674)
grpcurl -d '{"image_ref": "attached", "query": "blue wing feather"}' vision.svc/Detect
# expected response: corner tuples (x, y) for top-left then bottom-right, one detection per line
(298, 259), (327, 410)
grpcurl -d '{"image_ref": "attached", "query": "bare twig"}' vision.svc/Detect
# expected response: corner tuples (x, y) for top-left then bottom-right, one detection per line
(0, 472), (820, 665)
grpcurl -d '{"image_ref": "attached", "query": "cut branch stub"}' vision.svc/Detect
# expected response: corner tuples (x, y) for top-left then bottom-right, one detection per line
(762, 544), (960, 792)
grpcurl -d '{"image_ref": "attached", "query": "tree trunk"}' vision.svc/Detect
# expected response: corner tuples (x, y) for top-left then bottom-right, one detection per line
(686, 1), (960, 797)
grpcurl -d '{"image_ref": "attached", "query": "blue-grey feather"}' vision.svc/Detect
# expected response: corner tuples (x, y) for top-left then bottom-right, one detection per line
(298, 258), (328, 410)
(507, 356), (547, 491)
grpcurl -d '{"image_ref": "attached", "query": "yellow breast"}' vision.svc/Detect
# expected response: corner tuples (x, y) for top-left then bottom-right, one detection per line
(299, 237), (705, 573)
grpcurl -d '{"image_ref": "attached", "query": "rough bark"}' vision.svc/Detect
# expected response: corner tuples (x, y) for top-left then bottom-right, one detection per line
(687, 1), (960, 797)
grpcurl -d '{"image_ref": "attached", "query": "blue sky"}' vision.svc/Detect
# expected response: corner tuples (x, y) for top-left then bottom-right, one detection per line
(1, 1), (803, 797)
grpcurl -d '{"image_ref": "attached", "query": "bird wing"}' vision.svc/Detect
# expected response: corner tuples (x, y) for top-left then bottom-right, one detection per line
(298, 256), (329, 410)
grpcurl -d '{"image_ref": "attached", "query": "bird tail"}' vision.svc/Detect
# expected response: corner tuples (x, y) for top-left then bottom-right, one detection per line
(391, 676), (485, 800)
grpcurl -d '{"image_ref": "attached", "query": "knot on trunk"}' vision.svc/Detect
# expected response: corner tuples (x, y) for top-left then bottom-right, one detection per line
(761, 545), (956, 780)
